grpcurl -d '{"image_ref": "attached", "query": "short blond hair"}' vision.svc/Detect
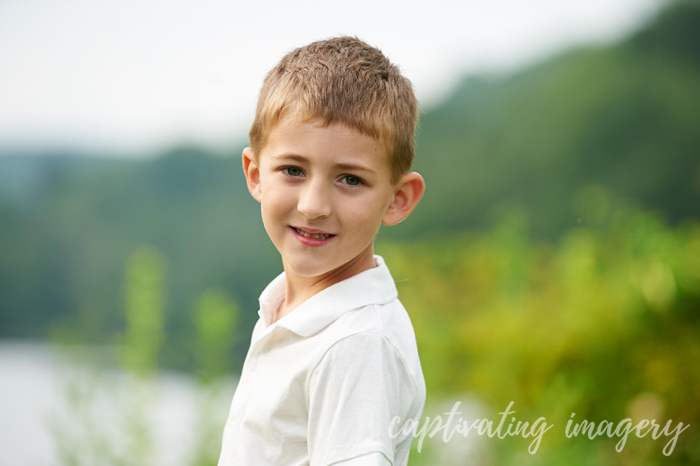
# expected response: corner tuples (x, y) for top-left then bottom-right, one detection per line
(249, 36), (418, 182)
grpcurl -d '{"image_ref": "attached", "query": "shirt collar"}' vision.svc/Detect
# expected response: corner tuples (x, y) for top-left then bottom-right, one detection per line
(256, 255), (398, 338)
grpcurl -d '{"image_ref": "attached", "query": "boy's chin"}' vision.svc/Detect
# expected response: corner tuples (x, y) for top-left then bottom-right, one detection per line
(282, 248), (375, 282)
(283, 258), (336, 279)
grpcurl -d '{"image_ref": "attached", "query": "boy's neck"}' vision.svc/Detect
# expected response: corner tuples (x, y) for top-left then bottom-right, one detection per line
(273, 244), (377, 323)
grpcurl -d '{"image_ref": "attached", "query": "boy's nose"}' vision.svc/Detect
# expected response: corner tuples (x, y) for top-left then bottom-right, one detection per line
(297, 180), (332, 219)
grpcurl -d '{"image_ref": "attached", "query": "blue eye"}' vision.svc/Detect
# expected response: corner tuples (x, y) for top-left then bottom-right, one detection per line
(284, 167), (303, 177)
(342, 175), (362, 186)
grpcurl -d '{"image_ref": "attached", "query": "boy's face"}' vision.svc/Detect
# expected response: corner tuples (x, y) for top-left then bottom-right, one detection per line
(243, 116), (416, 280)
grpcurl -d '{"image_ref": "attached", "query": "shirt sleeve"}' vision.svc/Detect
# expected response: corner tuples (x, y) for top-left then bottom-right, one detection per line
(308, 332), (414, 466)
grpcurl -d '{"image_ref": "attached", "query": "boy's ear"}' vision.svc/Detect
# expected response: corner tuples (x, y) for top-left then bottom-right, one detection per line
(382, 172), (425, 226)
(242, 147), (262, 203)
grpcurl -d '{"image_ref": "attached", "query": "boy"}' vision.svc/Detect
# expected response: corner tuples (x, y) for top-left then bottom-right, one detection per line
(218, 36), (426, 466)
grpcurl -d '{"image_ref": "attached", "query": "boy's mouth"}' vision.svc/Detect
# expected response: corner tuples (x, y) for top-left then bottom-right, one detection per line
(293, 227), (334, 240)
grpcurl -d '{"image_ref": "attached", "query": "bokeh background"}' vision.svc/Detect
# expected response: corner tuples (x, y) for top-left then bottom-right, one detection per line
(1, 0), (699, 464)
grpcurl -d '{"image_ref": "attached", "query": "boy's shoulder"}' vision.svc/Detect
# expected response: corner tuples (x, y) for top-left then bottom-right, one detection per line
(320, 294), (424, 385)
(309, 258), (423, 384)
(324, 293), (419, 360)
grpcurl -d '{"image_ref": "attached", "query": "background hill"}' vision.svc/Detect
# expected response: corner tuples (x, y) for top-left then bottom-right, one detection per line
(0, 2), (698, 370)
(401, 2), (700, 240)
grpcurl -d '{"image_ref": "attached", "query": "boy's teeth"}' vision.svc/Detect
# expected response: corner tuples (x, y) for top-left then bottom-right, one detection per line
(295, 228), (330, 240)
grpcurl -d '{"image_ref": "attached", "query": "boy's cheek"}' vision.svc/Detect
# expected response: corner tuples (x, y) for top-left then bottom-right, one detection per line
(260, 185), (293, 207)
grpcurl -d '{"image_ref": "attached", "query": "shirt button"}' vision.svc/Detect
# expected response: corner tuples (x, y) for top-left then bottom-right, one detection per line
(248, 357), (258, 371)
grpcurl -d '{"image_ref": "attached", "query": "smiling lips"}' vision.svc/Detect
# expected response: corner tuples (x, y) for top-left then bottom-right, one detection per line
(291, 226), (335, 247)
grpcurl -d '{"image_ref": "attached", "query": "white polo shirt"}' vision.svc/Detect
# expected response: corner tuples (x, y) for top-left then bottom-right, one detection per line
(218, 255), (426, 466)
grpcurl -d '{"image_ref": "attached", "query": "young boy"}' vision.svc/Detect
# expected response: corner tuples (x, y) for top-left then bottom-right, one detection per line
(218, 36), (426, 466)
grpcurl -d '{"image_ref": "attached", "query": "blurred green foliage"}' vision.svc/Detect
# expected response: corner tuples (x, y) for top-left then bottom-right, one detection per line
(194, 289), (239, 384)
(122, 247), (165, 464)
(123, 247), (164, 378)
(191, 289), (239, 466)
(379, 209), (700, 464)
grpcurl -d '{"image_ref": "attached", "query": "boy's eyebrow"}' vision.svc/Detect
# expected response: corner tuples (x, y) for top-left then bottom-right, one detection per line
(271, 153), (377, 174)
(270, 153), (309, 163)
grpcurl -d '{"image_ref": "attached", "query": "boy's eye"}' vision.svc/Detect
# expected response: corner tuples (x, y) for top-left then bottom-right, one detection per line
(341, 175), (363, 186)
(283, 167), (303, 177)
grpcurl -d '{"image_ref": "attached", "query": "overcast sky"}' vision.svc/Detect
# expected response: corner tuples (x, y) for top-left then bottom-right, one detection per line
(0, 0), (665, 155)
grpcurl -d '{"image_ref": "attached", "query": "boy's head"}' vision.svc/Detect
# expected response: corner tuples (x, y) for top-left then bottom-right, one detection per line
(242, 36), (424, 281)
(249, 36), (418, 183)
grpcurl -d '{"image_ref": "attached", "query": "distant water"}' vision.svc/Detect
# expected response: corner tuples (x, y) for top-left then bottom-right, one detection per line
(0, 340), (237, 466)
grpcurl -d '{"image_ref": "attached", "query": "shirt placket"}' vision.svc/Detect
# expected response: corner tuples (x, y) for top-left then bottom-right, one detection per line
(246, 323), (282, 374)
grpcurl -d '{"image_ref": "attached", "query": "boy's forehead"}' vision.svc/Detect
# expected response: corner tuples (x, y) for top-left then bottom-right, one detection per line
(262, 116), (389, 159)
